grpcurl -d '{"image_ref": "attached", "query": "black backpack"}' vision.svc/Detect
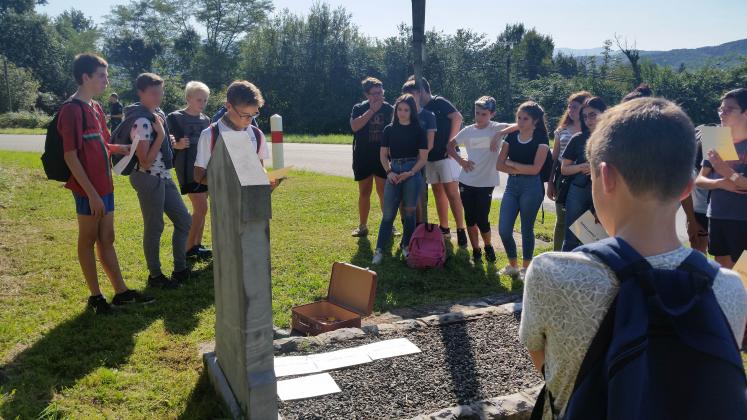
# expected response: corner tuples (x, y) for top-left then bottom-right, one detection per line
(41, 99), (86, 182)
(539, 147), (553, 182)
(532, 237), (747, 420)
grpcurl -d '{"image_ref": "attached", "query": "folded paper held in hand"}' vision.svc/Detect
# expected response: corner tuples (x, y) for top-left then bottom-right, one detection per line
(700, 126), (739, 161)
(570, 210), (609, 245)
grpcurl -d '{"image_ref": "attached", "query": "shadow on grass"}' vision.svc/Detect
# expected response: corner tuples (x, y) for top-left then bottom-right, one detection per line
(0, 264), (216, 419)
(177, 369), (229, 420)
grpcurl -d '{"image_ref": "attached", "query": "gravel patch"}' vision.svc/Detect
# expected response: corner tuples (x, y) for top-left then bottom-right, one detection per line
(278, 312), (541, 419)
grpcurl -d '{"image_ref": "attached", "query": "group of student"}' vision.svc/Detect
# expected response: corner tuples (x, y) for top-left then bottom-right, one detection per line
(350, 77), (747, 279)
(57, 53), (268, 315)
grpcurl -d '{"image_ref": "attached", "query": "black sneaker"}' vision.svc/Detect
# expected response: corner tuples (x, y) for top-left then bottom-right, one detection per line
(87, 294), (113, 315)
(172, 268), (191, 285)
(457, 228), (468, 248)
(187, 245), (213, 261)
(147, 272), (180, 289)
(440, 226), (451, 236)
(484, 245), (497, 263)
(472, 248), (482, 262)
(111, 289), (155, 306)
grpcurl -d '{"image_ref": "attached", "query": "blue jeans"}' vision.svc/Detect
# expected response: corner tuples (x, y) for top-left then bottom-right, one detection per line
(376, 158), (422, 250)
(498, 174), (544, 260)
(562, 182), (593, 251)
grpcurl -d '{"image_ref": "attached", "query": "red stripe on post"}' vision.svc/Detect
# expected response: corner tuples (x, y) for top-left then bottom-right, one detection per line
(271, 131), (283, 144)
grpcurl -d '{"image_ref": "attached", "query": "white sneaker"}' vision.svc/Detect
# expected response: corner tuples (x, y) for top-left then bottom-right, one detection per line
(499, 265), (521, 277)
(372, 249), (384, 265)
(519, 267), (527, 279)
(401, 246), (410, 259)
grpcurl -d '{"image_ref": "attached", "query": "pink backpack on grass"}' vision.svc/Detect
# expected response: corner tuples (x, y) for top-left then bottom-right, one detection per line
(406, 223), (446, 269)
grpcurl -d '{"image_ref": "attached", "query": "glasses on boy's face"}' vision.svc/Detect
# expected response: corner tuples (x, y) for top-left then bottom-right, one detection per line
(233, 108), (260, 120)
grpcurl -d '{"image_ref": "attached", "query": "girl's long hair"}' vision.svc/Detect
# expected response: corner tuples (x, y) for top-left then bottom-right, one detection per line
(556, 91), (592, 132)
(517, 101), (549, 143)
(392, 94), (421, 128)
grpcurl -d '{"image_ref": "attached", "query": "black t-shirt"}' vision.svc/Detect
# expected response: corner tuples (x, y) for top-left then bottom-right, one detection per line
(166, 109), (210, 187)
(505, 132), (549, 165)
(351, 100), (394, 153)
(562, 132), (591, 185)
(381, 123), (428, 160)
(109, 102), (123, 122)
(423, 96), (458, 161)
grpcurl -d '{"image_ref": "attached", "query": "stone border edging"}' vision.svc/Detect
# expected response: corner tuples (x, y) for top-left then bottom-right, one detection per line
(408, 384), (543, 420)
(273, 301), (524, 354)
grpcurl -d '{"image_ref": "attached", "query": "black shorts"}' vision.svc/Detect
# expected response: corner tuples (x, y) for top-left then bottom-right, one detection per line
(708, 218), (747, 262)
(353, 148), (386, 181)
(180, 182), (208, 195)
(459, 183), (495, 233)
(694, 212), (709, 234)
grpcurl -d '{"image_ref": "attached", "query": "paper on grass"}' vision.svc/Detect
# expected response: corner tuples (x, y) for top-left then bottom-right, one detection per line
(733, 251), (747, 291)
(359, 338), (421, 360)
(309, 347), (372, 371)
(569, 211), (609, 245)
(699, 126), (739, 161)
(276, 373), (341, 401)
(220, 130), (270, 186)
(267, 165), (294, 181)
(274, 355), (321, 378)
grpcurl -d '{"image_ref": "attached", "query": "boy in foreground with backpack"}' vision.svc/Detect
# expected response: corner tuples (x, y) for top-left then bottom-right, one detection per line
(519, 98), (747, 419)
(57, 53), (153, 314)
(194, 80), (269, 185)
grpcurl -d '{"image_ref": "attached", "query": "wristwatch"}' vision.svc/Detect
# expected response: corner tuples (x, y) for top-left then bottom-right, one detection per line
(729, 172), (741, 182)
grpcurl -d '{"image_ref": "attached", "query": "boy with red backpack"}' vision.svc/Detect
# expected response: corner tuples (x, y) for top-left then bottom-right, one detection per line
(49, 53), (153, 314)
(194, 80), (269, 185)
(520, 98), (747, 419)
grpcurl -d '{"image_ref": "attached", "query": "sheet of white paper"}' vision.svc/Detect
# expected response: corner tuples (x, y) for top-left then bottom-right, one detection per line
(112, 137), (141, 175)
(359, 338), (421, 360)
(570, 210), (609, 245)
(699, 126), (739, 161)
(276, 373), (341, 401)
(733, 251), (747, 291)
(309, 347), (372, 371)
(220, 130), (269, 186)
(274, 355), (321, 378)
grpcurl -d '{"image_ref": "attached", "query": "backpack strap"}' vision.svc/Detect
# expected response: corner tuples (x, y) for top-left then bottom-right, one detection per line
(250, 125), (263, 154)
(575, 237), (653, 285)
(209, 123), (220, 151)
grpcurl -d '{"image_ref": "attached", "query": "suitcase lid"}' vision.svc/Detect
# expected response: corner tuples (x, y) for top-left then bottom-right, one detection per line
(327, 262), (377, 316)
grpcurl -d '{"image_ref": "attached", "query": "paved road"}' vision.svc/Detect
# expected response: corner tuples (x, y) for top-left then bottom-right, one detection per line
(0, 134), (549, 204)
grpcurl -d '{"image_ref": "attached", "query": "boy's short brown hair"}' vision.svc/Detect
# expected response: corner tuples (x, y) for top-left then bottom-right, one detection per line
(361, 77), (383, 94)
(406, 75), (431, 94)
(587, 97), (695, 200)
(135, 73), (164, 92)
(226, 80), (264, 107)
(72, 53), (108, 85)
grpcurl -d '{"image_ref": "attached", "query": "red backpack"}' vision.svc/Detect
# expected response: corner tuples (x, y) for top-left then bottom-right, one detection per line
(209, 123), (264, 153)
(406, 223), (446, 269)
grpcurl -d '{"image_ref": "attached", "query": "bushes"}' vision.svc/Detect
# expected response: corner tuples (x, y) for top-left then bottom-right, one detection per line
(0, 111), (52, 128)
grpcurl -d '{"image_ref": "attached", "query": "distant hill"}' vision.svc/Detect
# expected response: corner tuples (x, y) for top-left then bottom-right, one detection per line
(556, 39), (747, 69)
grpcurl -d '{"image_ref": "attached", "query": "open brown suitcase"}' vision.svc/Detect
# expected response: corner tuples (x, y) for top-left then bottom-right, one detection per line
(291, 262), (377, 336)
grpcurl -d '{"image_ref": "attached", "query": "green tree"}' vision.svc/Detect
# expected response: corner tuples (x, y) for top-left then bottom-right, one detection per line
(0, 54), (40, 111)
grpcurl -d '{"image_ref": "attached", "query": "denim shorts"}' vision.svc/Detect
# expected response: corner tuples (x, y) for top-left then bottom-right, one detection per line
(73, 192), (114, 215)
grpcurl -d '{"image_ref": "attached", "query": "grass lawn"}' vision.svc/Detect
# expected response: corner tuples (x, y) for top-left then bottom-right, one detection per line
(0, 128), (46, 135)
(284, 133), (351, 145)
(0, 150), (554, 418)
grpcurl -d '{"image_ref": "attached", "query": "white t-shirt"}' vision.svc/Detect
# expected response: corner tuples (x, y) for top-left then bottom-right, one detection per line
(454, 121), (510, 188)
(194, 120), (269, 169)
(129, 116), (171, 179)
(519, 248), (747, 419)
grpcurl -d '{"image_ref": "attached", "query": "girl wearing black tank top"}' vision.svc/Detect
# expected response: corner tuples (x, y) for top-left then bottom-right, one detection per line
(496, 101), (550, 278)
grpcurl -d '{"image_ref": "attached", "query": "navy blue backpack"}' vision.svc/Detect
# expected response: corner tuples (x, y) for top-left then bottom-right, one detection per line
(532, 237), (747, 420)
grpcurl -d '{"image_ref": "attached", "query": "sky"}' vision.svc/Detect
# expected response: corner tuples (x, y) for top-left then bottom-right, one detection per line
(40, 0), (747, 51)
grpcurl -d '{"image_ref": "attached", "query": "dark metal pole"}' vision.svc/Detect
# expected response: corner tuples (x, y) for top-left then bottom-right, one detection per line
(412, 0), (428, 224)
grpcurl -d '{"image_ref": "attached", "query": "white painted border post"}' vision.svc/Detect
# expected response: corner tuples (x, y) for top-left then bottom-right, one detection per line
(270, 114), (284, 169)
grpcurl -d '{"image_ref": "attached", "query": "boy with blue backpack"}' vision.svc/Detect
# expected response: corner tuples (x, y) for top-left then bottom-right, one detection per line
(520, 98), (747, 419)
